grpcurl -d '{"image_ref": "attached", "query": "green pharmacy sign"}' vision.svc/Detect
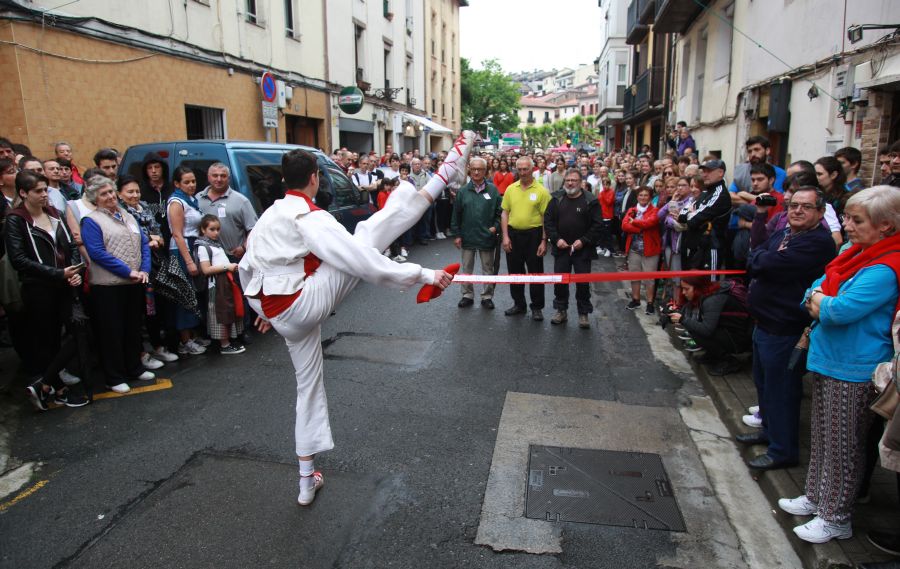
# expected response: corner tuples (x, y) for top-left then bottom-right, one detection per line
(338, 87), (364, 114)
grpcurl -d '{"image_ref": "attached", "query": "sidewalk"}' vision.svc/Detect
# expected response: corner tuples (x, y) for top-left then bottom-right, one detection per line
(684, 338), (899, 569)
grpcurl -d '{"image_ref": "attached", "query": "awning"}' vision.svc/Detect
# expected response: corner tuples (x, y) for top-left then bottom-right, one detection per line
(404, 113), (453, 135)
(856, 74), (900, 91)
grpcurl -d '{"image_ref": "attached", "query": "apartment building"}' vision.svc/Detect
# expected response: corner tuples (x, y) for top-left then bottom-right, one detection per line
(1, 0), (330, 158)
(423, 0), (467, 152)
(595, 0), (631, 151)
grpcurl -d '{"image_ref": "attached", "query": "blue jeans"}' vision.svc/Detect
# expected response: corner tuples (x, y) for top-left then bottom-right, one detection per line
(752, 326), (805, 463)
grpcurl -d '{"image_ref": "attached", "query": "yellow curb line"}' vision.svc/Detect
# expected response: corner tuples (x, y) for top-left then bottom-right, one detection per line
(92, 378), (174, 400)
(0, 480), (48, 512)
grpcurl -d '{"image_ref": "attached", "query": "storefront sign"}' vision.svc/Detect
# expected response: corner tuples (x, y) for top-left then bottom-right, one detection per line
(338, 86), (364, 114)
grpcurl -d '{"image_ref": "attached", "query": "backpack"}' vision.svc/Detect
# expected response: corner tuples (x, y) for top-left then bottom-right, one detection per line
(191, 242), (214, 292)
(720, 279), (751, 319)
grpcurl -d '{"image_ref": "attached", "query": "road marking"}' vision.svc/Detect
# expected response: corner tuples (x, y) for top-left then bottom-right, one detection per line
(0, 479), (48, 512)
(88, 379), (173, 401)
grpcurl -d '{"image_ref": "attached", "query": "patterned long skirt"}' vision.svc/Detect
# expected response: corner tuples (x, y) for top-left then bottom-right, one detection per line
(805, 373), (876, 524)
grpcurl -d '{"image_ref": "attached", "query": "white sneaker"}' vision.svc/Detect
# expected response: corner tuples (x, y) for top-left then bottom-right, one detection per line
(107, 383), (131, 394)
(400, 247), (409, 257)
(748, 405), (759, 414)
(141, 353), (164, 370)
(603, 248), (611, 257)
(742, 413), (762, 428)
(59, 369), (81, 386)
(297, 471), (325, 506)
(153, 347), (179, 363)
(778, 495), (817, 516)
(793, 516), (852, 543)
(436, 130), (475, 189)
(137, 371), (155, 382)
(393, 255), (407, 263)
(383, 248), (391, 256)
(178, 340), (206, 355)
(435, 232), (446, 239)
(194, 337), (212, 348)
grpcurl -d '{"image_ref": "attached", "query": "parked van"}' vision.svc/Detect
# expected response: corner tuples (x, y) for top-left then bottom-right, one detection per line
(119, 140), (374, 232)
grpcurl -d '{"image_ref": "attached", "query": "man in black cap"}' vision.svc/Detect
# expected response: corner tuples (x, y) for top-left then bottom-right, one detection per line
(677, 159), (733, 273)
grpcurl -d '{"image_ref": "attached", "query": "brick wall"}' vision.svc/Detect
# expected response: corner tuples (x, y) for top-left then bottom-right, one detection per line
(1, 22), (332, 167)
(859, 90), (893, 185)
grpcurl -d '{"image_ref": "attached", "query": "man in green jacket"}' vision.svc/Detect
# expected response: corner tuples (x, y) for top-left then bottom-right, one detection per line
(451, 156), (502, 309)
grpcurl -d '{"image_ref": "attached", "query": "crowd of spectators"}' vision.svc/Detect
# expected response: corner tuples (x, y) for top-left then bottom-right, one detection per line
(0, 137), (255, 410)
(3, 128), (900, 549)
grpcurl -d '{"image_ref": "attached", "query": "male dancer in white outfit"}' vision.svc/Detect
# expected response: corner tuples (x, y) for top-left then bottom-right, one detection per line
(240, 131), (474, 505)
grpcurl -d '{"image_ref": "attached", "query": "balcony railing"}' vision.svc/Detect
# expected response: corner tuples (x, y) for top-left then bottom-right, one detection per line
(626, 0), (649, 45)
(654, 0), (706, 33)
(638, 0), (656, 24)
(622, 66), (664, 120)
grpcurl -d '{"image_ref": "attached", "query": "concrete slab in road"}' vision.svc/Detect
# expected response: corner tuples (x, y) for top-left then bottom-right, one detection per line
(68, 452), (384, 569)
(475, 391), (750, 568)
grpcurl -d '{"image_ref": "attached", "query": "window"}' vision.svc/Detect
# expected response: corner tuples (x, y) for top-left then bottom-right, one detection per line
(245, 0), (259, 24)
(713, 2), (734, 80)
(406, 58), (414, 101)
(185, 105), (225, 140)
(384, 46), (392, 89)
(528, 110), (535, 122)
(680, 41), (691, 99)
(284, 0), (296, 38)
(617, 63), (627, 83)
(432, 99), (436, 114)
(355, 25), (366, 83)
(693, 29), (708, 122)
(323, 165), (358, 209)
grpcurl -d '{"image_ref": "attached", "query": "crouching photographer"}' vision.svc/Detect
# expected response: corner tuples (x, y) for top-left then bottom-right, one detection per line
(668, 274), (752, 376)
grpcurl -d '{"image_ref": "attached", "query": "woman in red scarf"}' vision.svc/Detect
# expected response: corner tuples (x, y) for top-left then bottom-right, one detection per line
(779, 186), (900, 543)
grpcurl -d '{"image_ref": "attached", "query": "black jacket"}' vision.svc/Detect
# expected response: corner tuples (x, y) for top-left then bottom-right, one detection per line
(544, 190), (603, 256)
(678, 179), (732, 250)
(139, 152), (173, 242)
(3, 206), (79, 286)
(680, 280), (750, 340)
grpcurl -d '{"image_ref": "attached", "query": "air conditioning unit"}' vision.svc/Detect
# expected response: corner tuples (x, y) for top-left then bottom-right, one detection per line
(741, 89), (759, 119)
(832, 64), (854, 100)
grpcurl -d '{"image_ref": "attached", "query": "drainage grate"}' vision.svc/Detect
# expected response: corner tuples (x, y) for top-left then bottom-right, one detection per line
(525, 445), (686, 532)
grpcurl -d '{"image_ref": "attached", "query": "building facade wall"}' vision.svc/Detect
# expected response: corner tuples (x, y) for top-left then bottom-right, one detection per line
(424, 0), (462, 149)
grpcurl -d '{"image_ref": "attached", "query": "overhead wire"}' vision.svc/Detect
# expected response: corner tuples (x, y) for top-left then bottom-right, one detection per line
(0, 39), (158, 64)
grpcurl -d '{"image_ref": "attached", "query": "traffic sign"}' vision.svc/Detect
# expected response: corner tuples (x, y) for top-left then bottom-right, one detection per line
(260, 72), (277, 103)
(261, 100), (278, 128)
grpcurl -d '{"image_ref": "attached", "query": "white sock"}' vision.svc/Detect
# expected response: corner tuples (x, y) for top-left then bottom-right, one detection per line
(299, 459), (315, 491)
(421, 174), (447, 202)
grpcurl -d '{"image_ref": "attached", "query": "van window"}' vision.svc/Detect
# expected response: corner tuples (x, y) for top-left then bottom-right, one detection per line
(178, 160), (217, 193)
(323, 165), (358, 208)
(244, 164), (285, 212)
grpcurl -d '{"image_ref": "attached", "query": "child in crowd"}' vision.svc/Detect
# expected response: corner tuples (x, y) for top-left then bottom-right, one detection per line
(195, 215), (246, 355)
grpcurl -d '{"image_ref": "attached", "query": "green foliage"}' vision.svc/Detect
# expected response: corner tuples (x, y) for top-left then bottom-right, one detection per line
(461, 58), (521, 136)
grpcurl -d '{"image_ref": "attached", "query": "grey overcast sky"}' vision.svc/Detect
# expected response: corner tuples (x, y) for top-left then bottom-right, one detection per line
(459, 0), (604, 73)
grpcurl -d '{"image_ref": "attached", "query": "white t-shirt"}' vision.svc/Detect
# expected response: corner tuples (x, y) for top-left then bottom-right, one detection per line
(824, 204), (842, 233)
(68, 198), (93, 222)
(197, 242), (231, 289)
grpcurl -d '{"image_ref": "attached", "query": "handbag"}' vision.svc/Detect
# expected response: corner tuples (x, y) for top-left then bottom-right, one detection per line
(787, 325), (812, 372)
(153, 253), (200, 317)
(872, 311), (900, 419)
(0, 253), (24, 313)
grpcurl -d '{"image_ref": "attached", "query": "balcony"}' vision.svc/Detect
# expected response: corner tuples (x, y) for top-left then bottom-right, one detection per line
(653, 0), (707, 33)
(622, 66), (664, 122)
(639, 0), (656, 24)
(625, 0), (649, 45)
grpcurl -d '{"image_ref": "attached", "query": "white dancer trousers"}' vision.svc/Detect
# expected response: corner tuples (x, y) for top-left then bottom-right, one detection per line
(258, 184), (431, 457)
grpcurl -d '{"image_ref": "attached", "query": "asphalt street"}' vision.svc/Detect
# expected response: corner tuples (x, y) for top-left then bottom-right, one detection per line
(0, 239), (798, 569)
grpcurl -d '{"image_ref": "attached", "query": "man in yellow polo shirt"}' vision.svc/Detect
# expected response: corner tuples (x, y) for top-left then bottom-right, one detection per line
(501, 156), (551, 321)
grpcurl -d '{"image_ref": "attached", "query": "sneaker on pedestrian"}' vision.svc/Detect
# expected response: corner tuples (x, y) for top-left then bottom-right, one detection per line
(153, 347), (179, 363)
(54, 386), (90, 408)
(58, 369), (81, 386)
(400, 247), (410, 258)
(25, 379), (53, 411)
(677, 331), (693, 340)
(532, 308), (544, 322)
(137, 371), (155, 382)
(297, 471), (325, 506)
(683, 339), (702, 352)
(178, 339), (207, 355)
(793, 516), (852, 543)
(578, 314), (590, 329)
(435, 232), (447, 239)
(436, 130), (475, 189)
(602, 248), (611, 257)
(626, 299), (641, 310)
(393, 255), (407, 263)
(867, 530), (900, 556)
(220, 344), (246, 355)
(748, 405), (760, 415)
(107, 383), (131, 394)
(194, 337), (212, 348)
(742, 413), (763, 428)
(645, 303), (655, 315)
(141, 353), (164, 370)
(778, 495), (817, 516)
(550, 310), (567, 325)
(673, 324), (686, 333)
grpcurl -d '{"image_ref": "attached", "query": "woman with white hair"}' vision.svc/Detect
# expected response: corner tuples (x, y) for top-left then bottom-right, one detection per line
(779, 185), (900, 543)
(81, 176), (153, 394)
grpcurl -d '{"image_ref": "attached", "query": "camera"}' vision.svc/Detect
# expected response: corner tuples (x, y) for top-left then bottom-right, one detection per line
(755, 194), (778, 207)
(657, 301), (680, 329)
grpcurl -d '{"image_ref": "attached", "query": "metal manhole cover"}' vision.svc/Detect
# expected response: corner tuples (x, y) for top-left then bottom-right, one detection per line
(525, 445), (686, 532)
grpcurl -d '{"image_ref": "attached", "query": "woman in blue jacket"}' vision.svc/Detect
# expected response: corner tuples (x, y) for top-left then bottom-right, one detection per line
(779, 186), (900, 543)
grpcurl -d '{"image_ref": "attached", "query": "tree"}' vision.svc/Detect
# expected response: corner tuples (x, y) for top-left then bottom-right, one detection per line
(461, 58), (521, 136)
